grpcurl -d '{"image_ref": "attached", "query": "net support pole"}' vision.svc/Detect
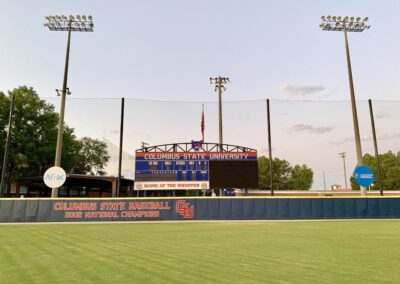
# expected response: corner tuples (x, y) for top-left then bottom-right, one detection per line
(266, 99), (274, 196)
(116, 97), (125, 197)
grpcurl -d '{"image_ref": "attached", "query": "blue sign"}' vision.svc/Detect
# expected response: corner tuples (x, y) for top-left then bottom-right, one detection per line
(353, 166), (375, 187)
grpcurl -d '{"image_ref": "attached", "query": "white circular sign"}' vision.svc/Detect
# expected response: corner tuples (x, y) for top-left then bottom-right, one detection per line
(43, 166), (67, 188)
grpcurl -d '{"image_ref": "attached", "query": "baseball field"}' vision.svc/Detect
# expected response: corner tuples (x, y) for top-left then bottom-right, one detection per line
(0, 220), (399, 283)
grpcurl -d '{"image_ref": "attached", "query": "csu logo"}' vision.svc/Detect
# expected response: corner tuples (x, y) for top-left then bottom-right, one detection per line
(176, 200), (195, 219)
(191, 140), (203, 151)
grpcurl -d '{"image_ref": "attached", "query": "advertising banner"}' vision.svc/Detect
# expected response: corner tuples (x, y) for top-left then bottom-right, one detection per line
(1, 197), (400, 223)
(134, 181), (209, 190)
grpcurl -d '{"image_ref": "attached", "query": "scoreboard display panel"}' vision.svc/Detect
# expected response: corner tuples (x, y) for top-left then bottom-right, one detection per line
(134, 151), (257, 190)
(209, 160), (258, 188)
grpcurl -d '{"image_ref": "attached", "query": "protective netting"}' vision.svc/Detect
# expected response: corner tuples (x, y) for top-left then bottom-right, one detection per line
(42, 97), (400, 190)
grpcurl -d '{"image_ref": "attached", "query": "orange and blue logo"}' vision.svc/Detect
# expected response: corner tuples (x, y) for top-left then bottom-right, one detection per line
(176, 200), (195, 219)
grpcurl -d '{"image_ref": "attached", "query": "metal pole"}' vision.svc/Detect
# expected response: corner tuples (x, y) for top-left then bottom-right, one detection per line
(266, 99), (274, 196)
(323, 171), (327, 191)
(52, 21), (72, 198)
(343, 26), (366, 196)
(343, 155), (348, 190)
(368, 99), (383, 196)
(116, 97), (125, 197)
(0, 93), (16, 197)
(218, 77), (223, 149)
(339, 153), (348, 190)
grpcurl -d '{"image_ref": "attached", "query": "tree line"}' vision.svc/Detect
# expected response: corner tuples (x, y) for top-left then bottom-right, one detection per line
(258, 156), (313, 190)
(0, 86), (110, 187)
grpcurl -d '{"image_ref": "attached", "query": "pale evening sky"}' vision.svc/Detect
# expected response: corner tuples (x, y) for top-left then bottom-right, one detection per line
(1, 0), (399, 189)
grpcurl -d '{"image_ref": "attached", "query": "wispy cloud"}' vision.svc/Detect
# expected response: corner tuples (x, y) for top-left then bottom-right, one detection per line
(280, 84), (325, 97)
(330, 132), (400, 145)
(131, 130), (152, 139)
(103, 128), (120, 135)
(260, 147), (277, 154)
(288, 123), (334, 134)
(375, 111), (389, 119)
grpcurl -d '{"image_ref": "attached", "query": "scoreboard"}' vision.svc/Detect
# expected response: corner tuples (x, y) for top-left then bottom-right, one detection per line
(134, 150), (257, 190)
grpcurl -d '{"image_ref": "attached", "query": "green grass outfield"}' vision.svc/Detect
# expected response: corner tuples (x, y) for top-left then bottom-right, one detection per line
(1, 220), (400, 283)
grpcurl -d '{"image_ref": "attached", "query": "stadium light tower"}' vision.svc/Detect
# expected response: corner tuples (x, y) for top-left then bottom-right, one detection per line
(320, 16), (370, 196)
(44, 15), (94, 198)
(210, 77), (230, 151)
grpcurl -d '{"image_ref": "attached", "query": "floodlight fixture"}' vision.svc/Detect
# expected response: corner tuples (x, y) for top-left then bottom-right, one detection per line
(44, 14), (94, 32)
(319, 15), (370, 32)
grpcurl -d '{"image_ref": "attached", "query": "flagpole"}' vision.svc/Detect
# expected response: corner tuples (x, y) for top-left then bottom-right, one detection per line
(201, 104), (205, 142)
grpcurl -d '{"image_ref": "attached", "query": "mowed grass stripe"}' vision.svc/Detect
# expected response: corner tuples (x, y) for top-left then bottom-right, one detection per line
(42, 225), (158, 283)
(1, 221), (400, 283)
(1, 226), (65, 283)
(4, 225), (107, 283)
(131, 223), (270, 283)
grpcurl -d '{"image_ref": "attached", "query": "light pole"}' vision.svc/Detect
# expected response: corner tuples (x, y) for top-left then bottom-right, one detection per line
(210, 76), (229, 151)
(44, 15), (94, 198)
(0, 93), (16, 197)
(339, 152), (348, 190)
(320, 15), (370, 196)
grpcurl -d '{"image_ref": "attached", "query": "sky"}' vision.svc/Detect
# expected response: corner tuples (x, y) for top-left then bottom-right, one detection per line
(1, 0), (399, 189)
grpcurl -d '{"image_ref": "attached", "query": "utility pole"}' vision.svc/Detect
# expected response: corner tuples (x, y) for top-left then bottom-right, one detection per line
(320, 15), (370, 196)
(210, 76), (229, 151)
(339, 152), (348, 190)
(0, 92), (16, 197)
(141, 142), (149, 150)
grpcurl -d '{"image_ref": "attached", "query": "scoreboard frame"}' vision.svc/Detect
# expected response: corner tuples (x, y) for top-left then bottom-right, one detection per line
(134, 142), (257, 190)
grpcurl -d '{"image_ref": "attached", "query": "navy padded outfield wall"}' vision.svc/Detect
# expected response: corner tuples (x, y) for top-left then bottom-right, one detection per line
(1, 197), (400, 223)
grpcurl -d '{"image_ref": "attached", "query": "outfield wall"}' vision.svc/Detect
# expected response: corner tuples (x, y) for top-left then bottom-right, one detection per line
(1, 197), (400, 223)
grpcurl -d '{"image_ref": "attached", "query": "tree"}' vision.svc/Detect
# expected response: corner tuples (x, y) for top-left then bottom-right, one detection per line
(258, 156), (313, 190)
(350, 151), (400, 190)
(287, 165), (313, 190)
(71, 137), (110, 175)
(0, 86), (110, 185)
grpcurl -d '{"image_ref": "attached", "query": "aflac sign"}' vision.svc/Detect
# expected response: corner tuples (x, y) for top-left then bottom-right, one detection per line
(43, 167), (67, 188)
